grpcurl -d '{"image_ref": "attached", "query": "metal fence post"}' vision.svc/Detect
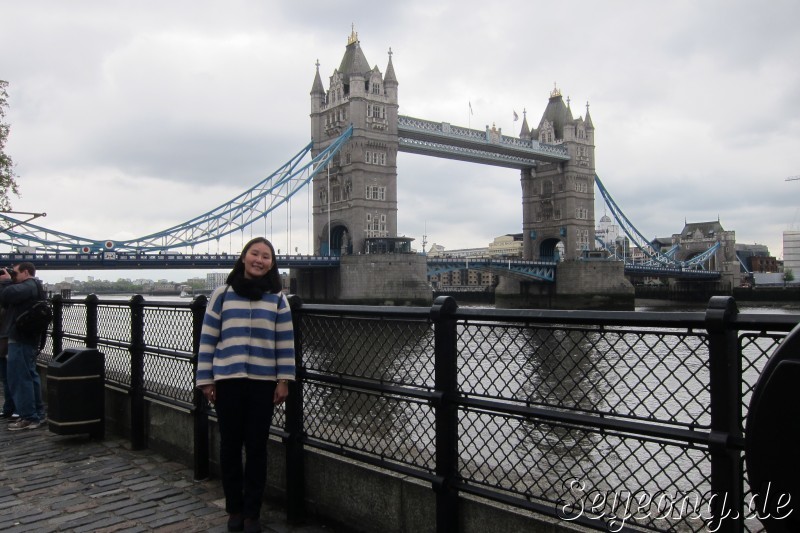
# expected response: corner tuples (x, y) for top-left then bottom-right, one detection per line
(129, 294), (146, 450)
(51, 294), (63, 357)
(705, 296), (743, 533)
(285, 294), (305, 523)
(190, 295), (209, 480)
(85, 294), (99, 348)
(431, 295), (459, 533)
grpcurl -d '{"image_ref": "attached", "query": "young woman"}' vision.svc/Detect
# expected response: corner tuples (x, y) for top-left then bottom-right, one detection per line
(196, 237), (295, 533)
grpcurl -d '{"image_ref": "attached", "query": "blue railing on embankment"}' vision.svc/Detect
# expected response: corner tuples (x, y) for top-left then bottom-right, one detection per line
(38, 294), (800, 533)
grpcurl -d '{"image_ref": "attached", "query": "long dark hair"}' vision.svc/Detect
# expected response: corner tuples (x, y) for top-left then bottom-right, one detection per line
(225, 237), (282, 294)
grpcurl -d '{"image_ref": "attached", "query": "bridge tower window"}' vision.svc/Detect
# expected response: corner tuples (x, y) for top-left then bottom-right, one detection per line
(364, 150), (386, 166)
(366, 185), (386, 200)
(365, 213), (387, 237)
(367, 105), (385, 119)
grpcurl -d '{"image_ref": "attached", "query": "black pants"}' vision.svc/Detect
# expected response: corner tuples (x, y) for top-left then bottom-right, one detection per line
(214, 379), (276, 519)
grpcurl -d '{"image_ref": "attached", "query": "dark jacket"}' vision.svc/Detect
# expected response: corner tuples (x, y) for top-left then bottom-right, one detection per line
(0, 278), (43, 344)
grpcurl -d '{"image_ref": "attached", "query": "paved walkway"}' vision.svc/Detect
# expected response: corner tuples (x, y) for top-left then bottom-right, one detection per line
(0, 418), (337, 532)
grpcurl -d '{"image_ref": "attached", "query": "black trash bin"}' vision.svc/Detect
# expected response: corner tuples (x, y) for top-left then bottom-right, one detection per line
(47, 347), (105, 439)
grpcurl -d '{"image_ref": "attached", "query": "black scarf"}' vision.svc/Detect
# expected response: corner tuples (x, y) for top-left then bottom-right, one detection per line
(228, 270), (272, 300)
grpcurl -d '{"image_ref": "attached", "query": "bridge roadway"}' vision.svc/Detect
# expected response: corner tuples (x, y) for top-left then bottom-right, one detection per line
(397, 115), (571, 169)
(3, 252), (721, 281)
(0, 252), (340, 270)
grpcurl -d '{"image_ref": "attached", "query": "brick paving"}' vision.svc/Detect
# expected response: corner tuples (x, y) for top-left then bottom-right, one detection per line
(0, 416), (336, 532)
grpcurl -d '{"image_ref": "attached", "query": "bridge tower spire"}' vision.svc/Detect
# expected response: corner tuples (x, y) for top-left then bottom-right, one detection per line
(520, 85), (596, 261)
(309, 29), (399, 256)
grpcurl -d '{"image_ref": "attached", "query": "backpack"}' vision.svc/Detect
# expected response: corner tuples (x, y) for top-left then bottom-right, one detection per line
(14, 283), (53, 349)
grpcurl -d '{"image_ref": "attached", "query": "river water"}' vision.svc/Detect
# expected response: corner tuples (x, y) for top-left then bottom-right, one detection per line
(85, 293), (800, 312)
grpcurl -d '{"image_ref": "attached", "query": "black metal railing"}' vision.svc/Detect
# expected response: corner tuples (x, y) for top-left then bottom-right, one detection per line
(39, 294), (800, 533)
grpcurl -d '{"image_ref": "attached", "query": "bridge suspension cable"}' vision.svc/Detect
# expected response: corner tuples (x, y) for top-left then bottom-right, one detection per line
(0, 126), (354, 253)
(594, 174), (719, 270)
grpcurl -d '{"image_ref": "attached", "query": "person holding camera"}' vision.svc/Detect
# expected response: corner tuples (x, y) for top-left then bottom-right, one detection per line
(0, 263), (47, 430)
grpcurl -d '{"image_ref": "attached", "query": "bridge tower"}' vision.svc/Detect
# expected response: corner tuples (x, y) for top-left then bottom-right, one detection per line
(309, 28), (399, 256)
(302, 29), (430, 305)
(520, 87), (596, 261)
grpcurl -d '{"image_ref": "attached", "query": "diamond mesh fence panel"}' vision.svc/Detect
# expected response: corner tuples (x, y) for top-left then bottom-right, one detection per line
(59, 337), (87, 351)
(301, 313), (436, 471)
(304, 383), (435, 471)
(455, 320), (716, 532)
(143, 353), (194, 404)
(740, 331), (783, 533)
(89, 303), (135, 387)
(102, 344), (132, 387)
(302, 314), (434, 387)
(39, 330), (55, 364)
(141, 306), (196, 404)
(143, 307), (194, 354)
(459, 408), (711, 532)
(60, 301), (87, 338)
(740, 332), (782, 430)
(98, 304), (132, 344)
(457, 323), (710, 427)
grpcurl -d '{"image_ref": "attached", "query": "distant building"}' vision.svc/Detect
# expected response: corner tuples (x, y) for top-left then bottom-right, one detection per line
(651, 237), (673, 253)
(673, 220), (739, 287)
(437, 247), (490, 259)
(784, 230), (800, 276)
(428, 234), (519, 290)
(151, 281), (178, 294)
(750, 256), (779, 272)
(736, 243), (776, 273)
(426, 244), (445, 257)
(206, 272), (227, 290)
(487, 234), (523, 257)
(595, 214), (620, 250)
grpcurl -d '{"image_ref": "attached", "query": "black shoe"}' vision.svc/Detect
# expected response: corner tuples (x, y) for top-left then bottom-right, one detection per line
(227, 514), (244, 532)
(8, 419), (41, 431)
(0, 410), (15, 419)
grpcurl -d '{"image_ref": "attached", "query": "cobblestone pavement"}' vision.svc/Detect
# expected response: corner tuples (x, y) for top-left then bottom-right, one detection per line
(0, 419), (336, 533)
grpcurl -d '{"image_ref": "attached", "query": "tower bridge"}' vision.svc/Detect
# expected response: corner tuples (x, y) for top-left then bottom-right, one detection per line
(0, 29), (735, 308)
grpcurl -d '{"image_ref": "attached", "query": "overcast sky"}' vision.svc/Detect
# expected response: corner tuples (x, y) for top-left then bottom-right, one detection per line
(2, 0), (799, 284)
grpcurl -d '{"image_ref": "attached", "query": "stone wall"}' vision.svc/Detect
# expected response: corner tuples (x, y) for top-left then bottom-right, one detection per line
(495, 260), (634, 310)
(338, 254), (432, 306)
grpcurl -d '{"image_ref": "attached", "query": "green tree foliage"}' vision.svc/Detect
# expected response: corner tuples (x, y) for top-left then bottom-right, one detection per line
(785, 268), (795, 282)
(0, 80), (21, 211)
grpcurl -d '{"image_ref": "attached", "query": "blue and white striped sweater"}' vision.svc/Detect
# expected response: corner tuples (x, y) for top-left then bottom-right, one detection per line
(195, 286), (296, 386)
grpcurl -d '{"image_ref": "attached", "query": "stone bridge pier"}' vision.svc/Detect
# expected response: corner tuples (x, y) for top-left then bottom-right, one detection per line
(496, 260), (634, 310)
